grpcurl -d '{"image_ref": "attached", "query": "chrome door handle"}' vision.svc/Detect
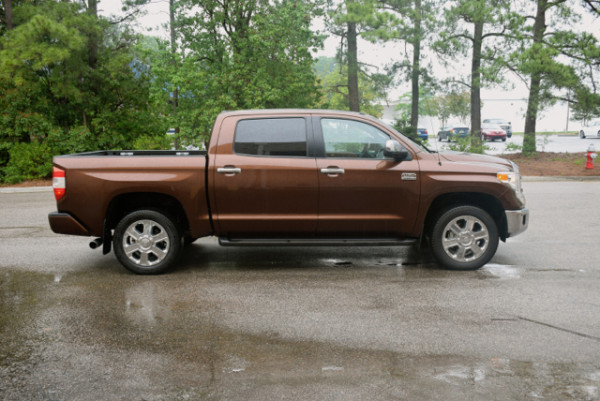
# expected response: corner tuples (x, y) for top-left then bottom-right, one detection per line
(320, 167), (345, 175)
(217, 167), (242, 174)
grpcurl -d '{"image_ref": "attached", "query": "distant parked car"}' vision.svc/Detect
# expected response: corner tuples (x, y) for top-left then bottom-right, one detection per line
(483, 118), (512, 138)
(416, 128), (428, 140)
(579, 120), (600, 139)
(438, 126), (470, 141)
(481, 123), (507, 142)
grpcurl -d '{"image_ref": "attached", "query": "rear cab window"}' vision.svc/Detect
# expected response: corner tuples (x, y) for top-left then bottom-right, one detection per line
(234, 118), (308, 157)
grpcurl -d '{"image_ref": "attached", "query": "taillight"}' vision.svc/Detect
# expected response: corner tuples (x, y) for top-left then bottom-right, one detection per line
(53, 167), (66, 201)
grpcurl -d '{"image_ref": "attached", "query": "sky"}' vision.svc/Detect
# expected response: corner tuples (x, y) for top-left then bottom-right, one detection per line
(99, 0), (600, 133)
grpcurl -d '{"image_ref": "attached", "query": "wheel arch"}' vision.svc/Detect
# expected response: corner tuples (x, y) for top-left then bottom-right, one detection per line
(105, 192), (191, 237)
(423, 192), (508, 241)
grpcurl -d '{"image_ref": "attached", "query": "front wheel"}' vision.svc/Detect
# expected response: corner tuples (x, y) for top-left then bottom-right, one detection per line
(580, 130), (586, 139)
(113, 210), (181, 274)
(430, 206), (499, 270)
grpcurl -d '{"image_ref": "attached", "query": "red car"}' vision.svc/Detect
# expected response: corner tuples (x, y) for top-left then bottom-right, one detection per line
(481, 123), (507, 141)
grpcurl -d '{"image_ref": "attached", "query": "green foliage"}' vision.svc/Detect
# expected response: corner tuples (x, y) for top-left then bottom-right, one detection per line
(504, 142), (523, 152)
(447, 136), (488, 154)
(1, 0), (599, 184)
(3, 142), (53, 183)
(133, 135), (172, 150)
(150, 0), (324, 145)
(507, 1), (600, 154)
(314, 57), (385, 117)
(571, 84), (600, 123)
(421, 91), (470, 127)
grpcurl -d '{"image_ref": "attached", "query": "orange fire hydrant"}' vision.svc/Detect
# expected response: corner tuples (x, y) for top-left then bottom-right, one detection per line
(586, 144), (597, 169)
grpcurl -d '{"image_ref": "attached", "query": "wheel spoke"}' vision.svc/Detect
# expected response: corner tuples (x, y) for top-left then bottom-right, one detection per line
(455, 245), (467, 260)
(138, 251), (151, 266)
(124, 241), (141, 255)
(142, 221), (154, 236)
(442, 237), (460, 249)
(152, 231), (169, 244)
(473, 230), (489, 242)
(125, 226), (142, 242)
(151, 245), (167, 260)
(449, 222), (463, 236)
(464, 216), (477, 232)
(469, 244), (484, 258)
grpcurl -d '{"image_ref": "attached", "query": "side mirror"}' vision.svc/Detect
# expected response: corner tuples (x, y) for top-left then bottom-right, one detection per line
(384, 140), (412, 162)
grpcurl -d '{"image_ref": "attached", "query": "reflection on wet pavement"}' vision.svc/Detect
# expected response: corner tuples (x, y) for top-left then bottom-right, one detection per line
(481, 264), (521, 279)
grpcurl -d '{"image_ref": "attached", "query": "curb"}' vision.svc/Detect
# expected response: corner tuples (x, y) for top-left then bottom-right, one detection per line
(0, 186), (53, 194)
(522, 176), (600, 182)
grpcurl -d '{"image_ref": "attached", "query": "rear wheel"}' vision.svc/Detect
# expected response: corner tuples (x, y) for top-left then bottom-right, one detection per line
(580, 130), (586, 139)
(430, 206), (499, 270)
(113, 210), (181, 274)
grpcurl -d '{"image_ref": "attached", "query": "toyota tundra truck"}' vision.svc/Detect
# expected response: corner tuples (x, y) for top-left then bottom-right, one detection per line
(48, 109), (529, 274)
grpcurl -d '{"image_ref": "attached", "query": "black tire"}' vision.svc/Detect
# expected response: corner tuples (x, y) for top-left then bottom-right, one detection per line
(580, 130), (585, 139)
(113, 210), (181, 274)
(430, 206), (499, 270)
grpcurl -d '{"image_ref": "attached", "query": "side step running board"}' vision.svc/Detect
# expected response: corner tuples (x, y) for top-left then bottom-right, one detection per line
(219, 238), (417, 247)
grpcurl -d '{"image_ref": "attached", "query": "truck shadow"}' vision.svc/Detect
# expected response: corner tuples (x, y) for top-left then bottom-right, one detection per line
(174, 241), (441, 274)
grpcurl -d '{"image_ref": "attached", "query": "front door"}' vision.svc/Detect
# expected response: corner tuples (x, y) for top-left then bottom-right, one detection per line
(315, 117), (420, 237)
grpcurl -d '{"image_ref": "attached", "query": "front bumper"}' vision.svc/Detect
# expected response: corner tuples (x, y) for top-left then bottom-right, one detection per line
(505, 208), (529, 237)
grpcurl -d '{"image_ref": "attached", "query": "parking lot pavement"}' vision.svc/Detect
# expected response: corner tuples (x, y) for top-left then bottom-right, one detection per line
(1, 184), (600, 400)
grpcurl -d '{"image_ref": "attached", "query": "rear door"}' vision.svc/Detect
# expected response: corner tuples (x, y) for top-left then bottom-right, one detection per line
(211, 115), (319, 237)
(314, 117), (421, 237)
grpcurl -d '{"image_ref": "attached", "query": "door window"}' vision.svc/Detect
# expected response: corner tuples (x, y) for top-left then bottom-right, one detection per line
(234, 118), (307, 157)
(321, 118), (390, 159)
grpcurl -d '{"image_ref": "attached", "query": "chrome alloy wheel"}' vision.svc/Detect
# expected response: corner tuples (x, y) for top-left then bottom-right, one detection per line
(122, 219), (170, 266)
(440, 215), (490, 262)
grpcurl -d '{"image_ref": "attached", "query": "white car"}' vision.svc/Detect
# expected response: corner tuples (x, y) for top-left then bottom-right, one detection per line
(580, 120), (600, 139)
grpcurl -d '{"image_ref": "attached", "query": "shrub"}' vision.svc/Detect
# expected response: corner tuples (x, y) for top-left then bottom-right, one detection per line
(133, 135), (172, 150)
(447, 136), (488, 154)
(3, 142), (53, 184)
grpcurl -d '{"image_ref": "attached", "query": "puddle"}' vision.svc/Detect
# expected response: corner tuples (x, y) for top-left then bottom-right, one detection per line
(481, 264), (521, 279)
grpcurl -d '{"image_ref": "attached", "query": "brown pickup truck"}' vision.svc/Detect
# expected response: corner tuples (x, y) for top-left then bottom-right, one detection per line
(48, 109), (529, 274)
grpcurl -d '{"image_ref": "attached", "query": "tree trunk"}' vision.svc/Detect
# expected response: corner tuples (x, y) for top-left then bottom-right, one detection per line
(347, 20), (360, 112)
(523, 0), (547, 155)
(409, 0), (422, 131)
(170, 0), (180, 148)
(470, 17), (483, 146)
(3, 0), (13, 30)
(87, 0), (98, 70)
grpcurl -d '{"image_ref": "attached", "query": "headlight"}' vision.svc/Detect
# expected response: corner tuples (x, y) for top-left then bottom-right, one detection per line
(497, 162), (526, 205)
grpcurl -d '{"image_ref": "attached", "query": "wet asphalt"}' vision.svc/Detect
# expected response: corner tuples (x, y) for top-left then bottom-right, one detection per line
(1, 181), (599, 400)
